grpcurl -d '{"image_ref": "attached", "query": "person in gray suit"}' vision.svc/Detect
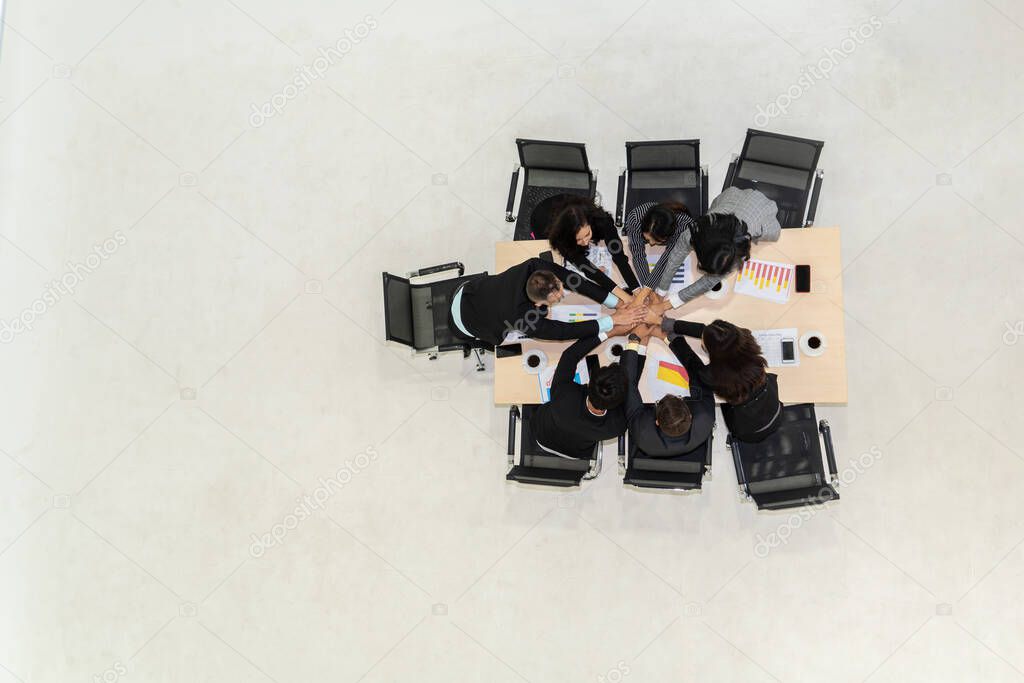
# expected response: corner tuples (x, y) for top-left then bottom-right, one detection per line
(647, 187), (782, 313)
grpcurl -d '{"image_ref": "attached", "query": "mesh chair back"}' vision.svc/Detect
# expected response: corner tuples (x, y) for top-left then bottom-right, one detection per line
(513, 139), (595, 240)
(383, 271), (485, 352)
(731, 404), (838, 508)
(743, 132), (820, 170)
(624, 140), (703, 219)
(382, 273), (414, 348)
(517, 138), (589, 172)
(623, 429), (712, 490)
(626, 140), (699, 171)
(731, 130), (823, 227)
(507, 405), (593, 486)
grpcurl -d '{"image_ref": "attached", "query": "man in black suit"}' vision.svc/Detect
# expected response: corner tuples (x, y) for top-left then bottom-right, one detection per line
(620, 326), (714, 458)
(531, 335), (628, 459)
(448, 257), (645, 346)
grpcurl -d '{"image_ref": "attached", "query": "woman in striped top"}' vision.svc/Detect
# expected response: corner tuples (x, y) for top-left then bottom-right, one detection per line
(622, 202), (694, 290)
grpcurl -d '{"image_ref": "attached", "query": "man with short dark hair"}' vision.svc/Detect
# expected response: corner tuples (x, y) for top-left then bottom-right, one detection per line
(448, 257), (645, 346)
(532, 335), (628, 459)
(620, 325), (714, 457)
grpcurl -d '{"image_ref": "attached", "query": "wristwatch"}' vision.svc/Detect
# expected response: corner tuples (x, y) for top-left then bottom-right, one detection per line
(628, 333), (641, 343)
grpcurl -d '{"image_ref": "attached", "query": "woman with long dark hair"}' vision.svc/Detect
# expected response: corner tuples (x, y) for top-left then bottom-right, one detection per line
(546, 195), (638, 303)
(659, 317), (782, 441)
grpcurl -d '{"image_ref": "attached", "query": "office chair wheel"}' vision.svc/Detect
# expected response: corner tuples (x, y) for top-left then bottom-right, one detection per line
(428, 352), (438, 361)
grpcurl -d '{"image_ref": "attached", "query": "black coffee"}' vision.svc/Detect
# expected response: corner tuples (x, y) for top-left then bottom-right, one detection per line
(527, 355), (540, 367)
(711, 282), (723, 292)
(808, 336), (821, 349)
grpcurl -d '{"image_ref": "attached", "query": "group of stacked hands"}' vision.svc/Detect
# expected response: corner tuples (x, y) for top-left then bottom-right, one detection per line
(448, 186), (787, 461)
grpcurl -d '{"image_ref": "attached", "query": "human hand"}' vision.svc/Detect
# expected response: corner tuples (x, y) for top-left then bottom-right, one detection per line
(613, 287), (634, 306)
(612, 306), (647, 328)
(643, 307), (663, 326)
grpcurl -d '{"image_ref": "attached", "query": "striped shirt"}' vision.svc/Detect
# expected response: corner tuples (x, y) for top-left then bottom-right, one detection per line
(623, 202), (695, 288)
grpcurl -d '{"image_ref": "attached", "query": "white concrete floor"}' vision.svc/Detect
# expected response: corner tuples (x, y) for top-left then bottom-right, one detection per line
(2, 0), (1024, 681)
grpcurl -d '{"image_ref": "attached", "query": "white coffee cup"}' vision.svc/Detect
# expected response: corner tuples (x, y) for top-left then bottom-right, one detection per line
(800, 331), (826, 357)
(704, 278), (730, 300)
(605, 337), (627, 362)
(523, 349), (548, 374)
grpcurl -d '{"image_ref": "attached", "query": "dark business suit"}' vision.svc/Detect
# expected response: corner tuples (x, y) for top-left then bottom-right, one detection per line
(621, 337), (714, 457)
(532, 336), (627, 459)
(664, 318), (781, 442)
(455, 257), (612, 346)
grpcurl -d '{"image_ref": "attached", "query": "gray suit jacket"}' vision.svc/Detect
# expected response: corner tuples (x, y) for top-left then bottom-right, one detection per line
(656, 188), (782, 304)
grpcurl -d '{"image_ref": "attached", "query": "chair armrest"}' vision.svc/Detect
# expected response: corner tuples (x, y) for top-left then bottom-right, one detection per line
(700, 164), (709, 214)
(615, 168), (626, 227)
(722, 154), (739, 191)
(507, 405), (520, 466)
(704, 424), (715, 475)
(805, 169), (824, 227)
(819, 419), (838, 482)
(505, 165), (520, 222)
(415, 262), (464, 278)
(727, 434), (747, 496)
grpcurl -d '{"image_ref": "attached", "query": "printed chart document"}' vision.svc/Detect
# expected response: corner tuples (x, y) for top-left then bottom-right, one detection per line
(538, 360), (590, 403)
(564, 245), (614, 278)
(646, 253), (694, 296)
(753, 327), (800, 367)
(550, 304), (601, 323)
(645, 348), (692, 402)
(734, 259), (794, 304)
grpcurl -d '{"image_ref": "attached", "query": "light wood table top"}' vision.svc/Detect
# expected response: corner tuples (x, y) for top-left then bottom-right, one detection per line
(493, 228), (847, 405)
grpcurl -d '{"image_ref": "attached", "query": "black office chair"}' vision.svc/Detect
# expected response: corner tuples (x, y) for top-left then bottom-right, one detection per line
(505, 404), (603, 487)
(504, 138), (598, 241)
(620, 426), (714, 492)
(615, 139), (709, 228)
(382, 262), (490, 371)
(722, 129), (825, 228)
(727, 404), (839, 511)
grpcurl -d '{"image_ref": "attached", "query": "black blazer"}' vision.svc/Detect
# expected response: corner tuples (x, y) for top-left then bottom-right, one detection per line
(621, 338), (715, 457)
(560, 218), (641, 293)
(721, 374), (781, 442)
(532, 336), (627, 458)
(665, 318), (782, 442)
(457, 257), (611, 346)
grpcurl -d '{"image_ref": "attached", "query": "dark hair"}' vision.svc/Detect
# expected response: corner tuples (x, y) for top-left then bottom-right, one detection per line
(588, 364), (627, 411)
(691, 213), (751, 275)
(702, 319), (767, 404)
(525, 270), (561, 304)
(548, 197), (614, 262)
(641, 202), (688, 245)
(656, 395), (692, 437)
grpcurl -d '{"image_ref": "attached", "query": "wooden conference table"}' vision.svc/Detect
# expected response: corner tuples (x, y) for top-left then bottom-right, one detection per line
(493, 227), (847, 405)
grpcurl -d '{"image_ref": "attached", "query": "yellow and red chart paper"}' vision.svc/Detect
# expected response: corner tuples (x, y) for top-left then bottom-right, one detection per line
(734, 259), (794, 304)
(646, 354), (691, 401)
